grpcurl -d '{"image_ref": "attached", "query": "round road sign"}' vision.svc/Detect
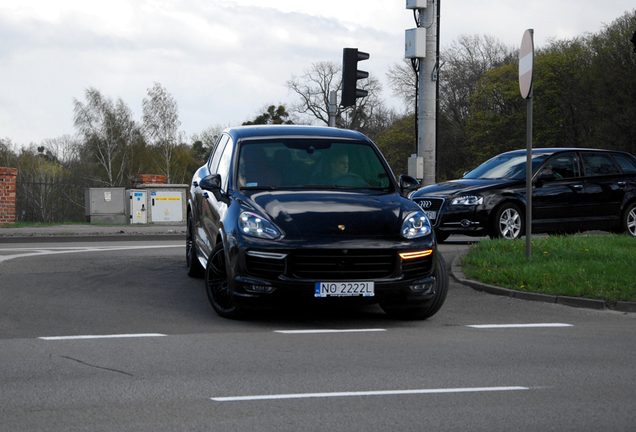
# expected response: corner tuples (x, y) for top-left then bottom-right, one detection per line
(519, 29), (534, 99)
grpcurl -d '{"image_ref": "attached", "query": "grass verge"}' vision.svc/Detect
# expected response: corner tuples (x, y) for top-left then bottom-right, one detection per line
(461, 234), (636, 303)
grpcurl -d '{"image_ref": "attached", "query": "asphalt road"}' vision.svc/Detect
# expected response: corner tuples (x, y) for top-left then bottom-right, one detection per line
(1, 239), (635, 431)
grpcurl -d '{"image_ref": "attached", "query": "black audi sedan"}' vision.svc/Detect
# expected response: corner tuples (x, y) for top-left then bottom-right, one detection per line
(410, 148), (636, 241)
(186, 125), (448, 320)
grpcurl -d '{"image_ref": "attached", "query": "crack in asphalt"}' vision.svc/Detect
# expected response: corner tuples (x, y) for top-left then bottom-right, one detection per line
(60, 355), (134, 377)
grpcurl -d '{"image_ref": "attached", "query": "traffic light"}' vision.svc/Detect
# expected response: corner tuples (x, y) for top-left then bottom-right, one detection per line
(631, 30), (636, 55)
(341, 48), (370, 108)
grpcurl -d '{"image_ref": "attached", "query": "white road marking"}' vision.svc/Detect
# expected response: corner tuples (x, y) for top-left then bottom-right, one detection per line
(211, 386), (530, 402)
(39, 333), (167, 340)
(467, 323), (573, 329)
(0, 244), (183, 263)
(274, 329), (386, 334)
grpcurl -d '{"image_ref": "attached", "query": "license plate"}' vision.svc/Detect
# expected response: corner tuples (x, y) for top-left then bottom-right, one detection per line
(315, 282), (375, 297)
(423, 211), (436, 221)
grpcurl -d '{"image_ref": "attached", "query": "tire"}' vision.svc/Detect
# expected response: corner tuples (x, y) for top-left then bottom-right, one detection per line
(380, 255), (449, 320)
(186, 214), (205, 278)
(622, 202), (636, 237)
(491, 203), (524, 240)
(205, 242), (242, 319)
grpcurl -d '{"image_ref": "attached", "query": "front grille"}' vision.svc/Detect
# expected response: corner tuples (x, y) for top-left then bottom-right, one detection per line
(289, 249), (396, 280)
(413, 197), (444, 212)
(413, 197), (445, 226)
(401, 255), (434, 280)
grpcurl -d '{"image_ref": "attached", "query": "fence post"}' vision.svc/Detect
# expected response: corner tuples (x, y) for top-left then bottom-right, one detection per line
(0, 167), (18, 225)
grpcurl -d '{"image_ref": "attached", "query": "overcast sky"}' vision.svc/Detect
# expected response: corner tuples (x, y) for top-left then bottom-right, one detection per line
(1, 0), (632, 147)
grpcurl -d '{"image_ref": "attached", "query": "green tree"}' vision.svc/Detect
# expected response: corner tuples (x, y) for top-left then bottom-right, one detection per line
(465, 62), (526, 163)
(15, 145), (73, 222)
(191, 124), (227, 164)
(532, 38), (591, 149)
(167, 143), (199, 185)
(464, 9), (636, 169)
(374, 114), (416, 178)
(243, 105), (294, 125)
(584, 10), (636, 154)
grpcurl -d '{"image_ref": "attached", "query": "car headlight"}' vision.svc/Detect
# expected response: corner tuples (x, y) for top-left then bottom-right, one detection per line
(451, 195), (483, 206)
(401, 211), (432, 239)
(238, 211), (281, 239)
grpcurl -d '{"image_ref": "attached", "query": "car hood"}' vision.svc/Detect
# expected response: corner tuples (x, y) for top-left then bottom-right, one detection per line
(411, 178), (519, 198)
(238, 190), (419, 239)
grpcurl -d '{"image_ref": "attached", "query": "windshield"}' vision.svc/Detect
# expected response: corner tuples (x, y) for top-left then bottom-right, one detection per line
(464, 153), (550, 180)
(237, 139), (392, 190)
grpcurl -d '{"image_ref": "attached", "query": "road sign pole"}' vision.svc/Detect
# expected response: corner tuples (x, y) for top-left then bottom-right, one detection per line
(526, 94), (533, 260)
(519, 29), (534, 261)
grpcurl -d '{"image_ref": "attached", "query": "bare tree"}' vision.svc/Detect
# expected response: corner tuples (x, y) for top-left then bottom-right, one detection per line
(386, 58), (418, 112)
(441, 34), (516, 126)
(191, 123), (228, 163)
(0, 138), (17, 167)
(286, 61), (385, 133)
(73, 88), (139, 186)
(142, 82), (184, 183)
(40, 135), (81, 166)
(386, 34), (515, 126)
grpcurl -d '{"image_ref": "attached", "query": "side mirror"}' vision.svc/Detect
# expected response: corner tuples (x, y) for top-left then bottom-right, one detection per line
(199, 174), (222, 191)
(399, 174), (420, 192)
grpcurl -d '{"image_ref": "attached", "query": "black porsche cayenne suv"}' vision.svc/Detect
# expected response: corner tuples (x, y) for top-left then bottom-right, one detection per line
(186, 125), (448, 320)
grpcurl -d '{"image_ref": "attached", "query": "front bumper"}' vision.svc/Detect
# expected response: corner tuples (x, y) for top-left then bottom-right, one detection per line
(414, 197), (489, 237)
(226, 241), (440, 308)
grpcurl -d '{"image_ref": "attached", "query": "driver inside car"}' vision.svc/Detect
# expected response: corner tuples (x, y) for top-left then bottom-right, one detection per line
(312, 151), (349, 185)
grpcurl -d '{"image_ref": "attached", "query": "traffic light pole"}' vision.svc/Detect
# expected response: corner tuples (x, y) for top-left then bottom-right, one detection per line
(329, 90), (336, 127)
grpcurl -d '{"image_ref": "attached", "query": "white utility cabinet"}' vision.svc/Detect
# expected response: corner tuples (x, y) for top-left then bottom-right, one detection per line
(150, 190), (184, 223)
(127, 190), (147, 224)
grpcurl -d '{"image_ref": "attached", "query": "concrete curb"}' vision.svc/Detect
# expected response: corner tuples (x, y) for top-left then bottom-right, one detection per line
(0, 224), (186, 243)
(450, 249), (635, 313)
(0, 234), (185, 243)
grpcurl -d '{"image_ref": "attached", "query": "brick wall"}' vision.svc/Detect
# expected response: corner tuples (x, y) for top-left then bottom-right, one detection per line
(0, 167), (18, 225)
(130, 174), (166, 189)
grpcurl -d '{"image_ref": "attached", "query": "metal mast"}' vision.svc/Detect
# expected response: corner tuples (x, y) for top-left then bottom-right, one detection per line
(406, 0), (438, 186)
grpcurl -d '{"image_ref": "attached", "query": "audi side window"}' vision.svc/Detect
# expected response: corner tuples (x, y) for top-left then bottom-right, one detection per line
(612, 155), (636, 173)
(581, 153), (620, 177)
(542, 153), (580, 179)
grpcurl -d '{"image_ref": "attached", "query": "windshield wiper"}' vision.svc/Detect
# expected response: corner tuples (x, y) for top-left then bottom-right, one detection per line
(301, 185), (337, 189)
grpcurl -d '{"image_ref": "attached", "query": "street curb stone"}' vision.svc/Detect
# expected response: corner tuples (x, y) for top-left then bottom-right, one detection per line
(450, 250), (635, 313)
(0, 224), (186, 244)
(0, 234), (185, 243)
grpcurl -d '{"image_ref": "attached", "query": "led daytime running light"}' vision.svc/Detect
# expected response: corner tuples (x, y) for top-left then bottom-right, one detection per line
(399, 249), (433, 260)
